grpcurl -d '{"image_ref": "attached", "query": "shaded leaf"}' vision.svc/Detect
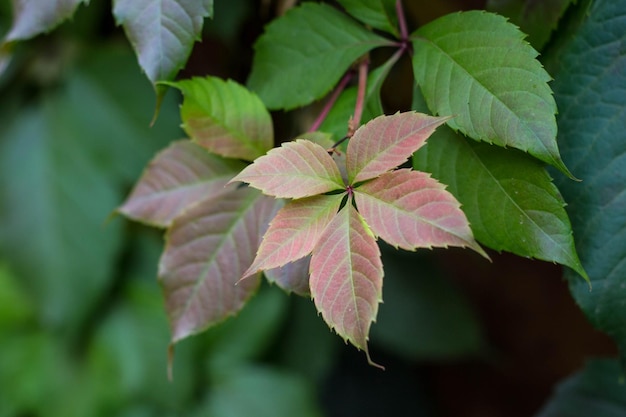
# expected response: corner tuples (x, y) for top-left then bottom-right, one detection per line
(336, 0), (399, 36)
(118, 140), (244, 227)
(0, 262), (34, 328)
(411, 11), (571, 177)
(169, 76), (273, 161)
(112, 0), (212, 86)
(243, 195), (343, 279)
(265, 257), (311, 296)
(159, 188), (282, 342)
(413, 123), (587, 280)
(247, 2), (392, 110)
(355, 169), (485, 256)
(4, 0), (87, 42)
(546, 0), (626, 355)
(310, 203), (383, 367)
(347, 112), (449, 184)
(230, 140), (345, 199)
(536, 359), (626, 417)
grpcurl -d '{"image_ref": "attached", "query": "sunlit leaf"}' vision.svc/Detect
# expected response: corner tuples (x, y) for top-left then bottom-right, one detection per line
(411, 11), (572, 177)
(243, 195), (343, 279)
(168, 76), (273, 161)
(346, 112), (449, 183)
(336, 0), (399, 36)
(112, 0), (213, 87)
(247, 2), (392, 110)
(355, 169), (486, 256)
(310, 203), (383, 367)
(230, 140), (345, 199)
(159, 188), (282, 342)
(265, 257), (311, 296)
(4, 0), (87, 42)
(118, 140), (244, 227)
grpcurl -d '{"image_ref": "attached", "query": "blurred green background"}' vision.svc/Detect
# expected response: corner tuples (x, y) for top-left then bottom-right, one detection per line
(0, 1), (619, 416)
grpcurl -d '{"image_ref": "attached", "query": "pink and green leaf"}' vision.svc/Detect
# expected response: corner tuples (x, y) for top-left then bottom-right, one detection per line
(264, 256), (312, 296)
(159, 188), (282, 343)
(242, 194), (343, 279)
(230, 139), (345, 199)
(355, 169), (487, 257)
(346, 112), (450, 184)
(118, 140), (244, 227)
(310, 203), (383, 368)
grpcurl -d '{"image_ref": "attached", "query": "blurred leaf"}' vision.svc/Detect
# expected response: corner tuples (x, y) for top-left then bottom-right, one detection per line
(265, 256), (311, 296)
(371, 246), (484, 360)
(486, 0), (576, 49)
(336, 0), (399, 36)
(248, 2), (392, 110)
(546, 0), (626, 357)
(170, 76), (273, 161)
(0, 262), (34, 327)
(536, 359), (626, 417)
(411, 11), (571, 177)
(4, 0), (87, 42)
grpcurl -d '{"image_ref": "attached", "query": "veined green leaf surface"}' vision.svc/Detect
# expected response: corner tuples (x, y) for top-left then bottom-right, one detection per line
(547, 0), (626, 356)
(247, 2), (392, 110)
(336, 0), (399, 36)
(170, 76), (273, 161)
(412, 11), (571, 176)
(4, 0), (87, 42)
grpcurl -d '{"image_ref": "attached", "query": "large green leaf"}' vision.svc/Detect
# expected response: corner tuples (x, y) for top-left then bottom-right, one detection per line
(247, 2), (392, 110)
(336, 0), (399, 37)
(112, 0), (213, 88)
(546, 0), (626, 356)
(411, 11), (571, 177)
(4, 0), (87, 42)
(413, 124), (587, 280)
(536, 359), (626, 417)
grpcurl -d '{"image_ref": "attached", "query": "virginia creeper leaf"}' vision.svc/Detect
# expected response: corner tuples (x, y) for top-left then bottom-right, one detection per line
(355, 169), (486, 256)
(264, 257), (311, 296)
(118, 140), (244, 228)
(112, 0), (212, 87)
(247, 2), (392, 110)
(336, 0), (399, 37)
(346, 112), (449, 183)
(230, 140), (345, 199)
(310, 203), (383, 368)
(159, 188), (282, 342)
(168, 76), (273, 161)
(243, 194), (343, 279)
(413, 124), (588, 280)
(411, 11), (572, 177)
(546, 0), (626, 357)
(486, 0), (576, 49)
(4, 0), (87, 42)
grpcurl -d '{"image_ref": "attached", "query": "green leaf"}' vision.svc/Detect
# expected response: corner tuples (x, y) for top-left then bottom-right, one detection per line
(536, 359), (626, 417)
(411, 11), (571, 177)
(336, 0), (399, 36)
(546, 0), (626, 356)
(112, 0), (213, 87)
(0, 262), (34, 328)
(159, 188), (282, 342)
(169, 76), (273, 161)
(4, 0), (88, 42)
(486, 0), (576, 50)
(413, 124), (588, 280)
(247, 2), (392, 110)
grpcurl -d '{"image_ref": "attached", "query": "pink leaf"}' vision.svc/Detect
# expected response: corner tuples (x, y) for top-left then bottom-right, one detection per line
(355, 169), (487, 257)
(243, 194), (343, 278)
(310, 203), (383, 368)
(265, 256), (311, 296)
(230, 139), (345, 199)
(159, 188), (282, 342)
(346, 112), (449, 184)
(118, 141), (244, 227)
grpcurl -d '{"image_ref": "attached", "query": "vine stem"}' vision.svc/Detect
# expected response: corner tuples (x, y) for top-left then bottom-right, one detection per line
(308, 71), (354, 132)
(396, 0), (409, 41)
(348, 58), (369, 137)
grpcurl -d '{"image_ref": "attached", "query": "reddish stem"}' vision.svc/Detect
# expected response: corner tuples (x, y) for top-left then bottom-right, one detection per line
(396, 0), (409, 41)
(348, 59), (369, 137)
(308, 71), (354, 132)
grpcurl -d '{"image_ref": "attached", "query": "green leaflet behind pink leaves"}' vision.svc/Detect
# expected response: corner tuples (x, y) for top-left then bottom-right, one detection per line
(310, 203), (383, 368)
(167, 76), (273, 161)
(230, 140), (345, 199)
(347, 112), (450, 184)
(159, 188), (282, 342)
(118, 140), (244, 228)
(355, 169), (487, 257)
(242, 195), (344, 279)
